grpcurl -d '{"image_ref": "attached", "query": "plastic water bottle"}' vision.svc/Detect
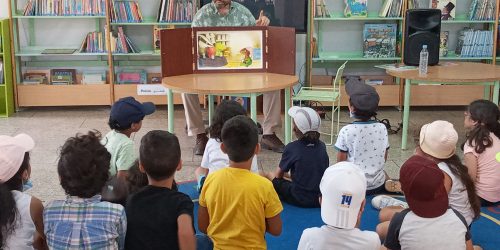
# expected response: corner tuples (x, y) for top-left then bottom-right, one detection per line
(419, 45), (428, 76)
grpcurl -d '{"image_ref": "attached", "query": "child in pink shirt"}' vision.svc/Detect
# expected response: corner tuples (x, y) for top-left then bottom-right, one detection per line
(463, 100), (500, 206)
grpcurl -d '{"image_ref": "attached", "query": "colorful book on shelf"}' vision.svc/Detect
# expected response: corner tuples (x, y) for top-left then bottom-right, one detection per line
(430, 0), (456, 20)
(439, 31), (449, 57)
(362, 24), (397, 58)
(79, 31), (106, 53)
(344, 0), (368, 18)
(460, 29), (493, 57)
(23, 70), (49, 85)
(468, 0), (495, 21)
(153, 26), (162, 53)
(158, 0), (197, 22)
(0, 36), (2, 52)
(110, 0), (143, 23)
(50, 69), (76, 85)
(23, 0), (106, 16)
(116, 70), (147, 84)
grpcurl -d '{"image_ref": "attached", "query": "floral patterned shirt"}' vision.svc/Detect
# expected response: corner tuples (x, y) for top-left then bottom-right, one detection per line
(192, 2), (256, 27)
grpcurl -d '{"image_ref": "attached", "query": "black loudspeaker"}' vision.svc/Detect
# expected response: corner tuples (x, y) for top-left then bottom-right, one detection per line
(404, 9), (441, 66)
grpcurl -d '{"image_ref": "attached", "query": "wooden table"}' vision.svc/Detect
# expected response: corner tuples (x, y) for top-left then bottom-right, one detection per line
(162, 72), (298, 143)
(386, 62), (500, 150)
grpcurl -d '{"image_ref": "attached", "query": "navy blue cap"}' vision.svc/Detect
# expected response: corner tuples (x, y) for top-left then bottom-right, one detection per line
(110, 97), (156, 129)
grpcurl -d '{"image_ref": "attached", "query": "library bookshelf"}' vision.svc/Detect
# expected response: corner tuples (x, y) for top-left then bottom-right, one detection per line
(0, 19), (15, 116)
(8, 0), (198, 107)
(307, 0), (500, 107)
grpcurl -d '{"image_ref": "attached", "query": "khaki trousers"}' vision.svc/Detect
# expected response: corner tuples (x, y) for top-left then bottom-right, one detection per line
(182, 90), (282, 136)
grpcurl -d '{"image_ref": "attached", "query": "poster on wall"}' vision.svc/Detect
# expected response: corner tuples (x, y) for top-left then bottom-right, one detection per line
(195, 30), (264, 70)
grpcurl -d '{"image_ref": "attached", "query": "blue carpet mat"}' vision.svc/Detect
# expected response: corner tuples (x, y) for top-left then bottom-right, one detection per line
(178, 180), (500, 250)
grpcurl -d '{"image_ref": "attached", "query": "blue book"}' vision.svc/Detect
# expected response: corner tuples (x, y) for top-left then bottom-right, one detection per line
(344, 0), (368, 17)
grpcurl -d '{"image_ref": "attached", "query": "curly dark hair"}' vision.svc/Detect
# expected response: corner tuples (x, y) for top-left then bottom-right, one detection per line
(140, 130), (181, 181)
(127, 161), (148, 194)
(465, 100), (500, 154)
(58, 131), (111, 198)
(221, 115), (258, 162)
(0, 152), (30, 247)
(209, 100), (247, 142)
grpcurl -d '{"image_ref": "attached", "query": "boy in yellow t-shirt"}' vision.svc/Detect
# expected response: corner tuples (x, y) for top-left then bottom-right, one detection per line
(198, 115), (283, 249)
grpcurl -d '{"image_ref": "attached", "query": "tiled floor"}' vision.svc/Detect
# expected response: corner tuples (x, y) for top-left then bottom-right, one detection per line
(1, 105), (468, 203)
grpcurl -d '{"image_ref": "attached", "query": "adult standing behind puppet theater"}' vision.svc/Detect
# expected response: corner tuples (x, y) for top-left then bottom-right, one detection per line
(188, 0), (285, 155)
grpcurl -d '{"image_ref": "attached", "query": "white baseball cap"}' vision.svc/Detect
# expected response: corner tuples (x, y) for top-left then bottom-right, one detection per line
(0, 134), (35, 183)
(320, 162), (367, 229)
(288, 106), (321, 134)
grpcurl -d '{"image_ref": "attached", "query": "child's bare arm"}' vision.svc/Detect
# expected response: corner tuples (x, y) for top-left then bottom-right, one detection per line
(464, 153), (478, 182)
(385, 148), (389, 162)
(274, 167), (285, 179)
(265, 214), (282, 236)
(177, 214), (196, 250)
(465, 239), (473, 250)
(198, 205), (210, 234)
(30, 197), (48, 250)
(337, 151), (348, 162)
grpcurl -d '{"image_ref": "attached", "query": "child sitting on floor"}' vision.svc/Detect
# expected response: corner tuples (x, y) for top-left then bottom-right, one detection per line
(298, 162), (381, 250)
(0, 134), (47, 250)
(463, 99), (500, 207)
(262, 106), (329, 207)
(126, 161), (148, 195)
(44, 131), (126, 249)
(102, 96), (155, 180)
(383, 155), (473, 250)
(198, 116), (283, 249)
(194, 100), (259, 192)
(374, 120), (481, 239)
(334, 77), (395, 194)
(125, 130), (195, 250)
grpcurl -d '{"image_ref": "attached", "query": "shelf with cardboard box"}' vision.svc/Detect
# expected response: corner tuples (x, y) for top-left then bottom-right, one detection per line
(307, 0), (500, 107)
(0, 19), (15, 117)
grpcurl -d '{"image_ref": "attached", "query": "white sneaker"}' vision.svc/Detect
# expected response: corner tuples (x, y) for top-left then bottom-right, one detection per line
(371, 195), (408, 210)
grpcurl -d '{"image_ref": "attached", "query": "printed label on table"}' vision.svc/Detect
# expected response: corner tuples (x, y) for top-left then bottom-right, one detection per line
(137, 84), (167, 96)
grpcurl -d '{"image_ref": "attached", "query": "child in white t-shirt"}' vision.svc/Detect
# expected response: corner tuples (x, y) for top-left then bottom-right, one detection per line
(194, 100), (259, 192)
(298, 162), (380, 250)
(334, 77), (394, 194)
(0, 134), (47, 249)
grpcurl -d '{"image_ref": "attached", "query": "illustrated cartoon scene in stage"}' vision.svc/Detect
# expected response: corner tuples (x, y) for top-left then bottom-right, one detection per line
(196, 30), (264, 70)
